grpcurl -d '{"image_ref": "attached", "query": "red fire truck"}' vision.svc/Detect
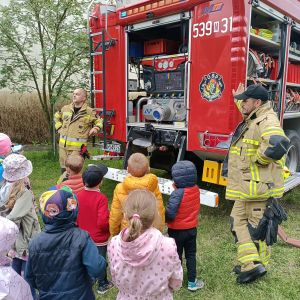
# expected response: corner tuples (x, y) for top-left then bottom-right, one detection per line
(88, 0), (300, 194)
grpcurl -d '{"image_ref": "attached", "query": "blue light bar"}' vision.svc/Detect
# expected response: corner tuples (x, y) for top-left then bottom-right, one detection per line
(120, 11), (127, 18)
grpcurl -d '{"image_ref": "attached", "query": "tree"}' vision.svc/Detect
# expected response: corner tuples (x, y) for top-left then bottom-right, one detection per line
(0, 0), (90, 143)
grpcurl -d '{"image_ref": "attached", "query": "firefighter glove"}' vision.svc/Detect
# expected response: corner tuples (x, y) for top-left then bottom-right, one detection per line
(80, 144), (90, 160)
(253, 198), (287, 246)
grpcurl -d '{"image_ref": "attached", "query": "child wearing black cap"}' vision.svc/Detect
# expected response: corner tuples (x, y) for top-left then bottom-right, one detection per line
(77, 164), (113, 295)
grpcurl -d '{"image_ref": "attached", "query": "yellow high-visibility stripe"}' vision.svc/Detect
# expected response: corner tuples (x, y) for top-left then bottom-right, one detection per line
(226, 187), (284, 200)
(242, 138), (259, 145)
(257, 152), (272, 165)
(250, 162), (260, 182)
(238, 242), (256, 250)
(249, 180), (257, 196)
(230, 150), (240, 155)
(246, 149), (257, 153)
(59, 139), (86, 147)
(262, 127), (284, 135)
(262, 130), (285, 137)
(238, 254), (261, 264)
(55, 122), (62, 130)
(238, 246), (257, 253)
(259, 240), (271, 265)
(276, 156), (285, 168)
(229, 146), (240, 155)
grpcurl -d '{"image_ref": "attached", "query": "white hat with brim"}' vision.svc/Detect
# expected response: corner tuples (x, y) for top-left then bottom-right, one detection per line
(2, 154), (33, 182)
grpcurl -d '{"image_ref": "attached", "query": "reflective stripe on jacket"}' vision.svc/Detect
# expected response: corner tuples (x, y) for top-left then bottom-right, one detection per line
(226, 102), (289, 201)
(54, 103), (103, 151)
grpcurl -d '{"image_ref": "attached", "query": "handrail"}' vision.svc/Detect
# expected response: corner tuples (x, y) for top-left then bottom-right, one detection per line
(184, 60), (191, 110)
(136, 97), (150, 122)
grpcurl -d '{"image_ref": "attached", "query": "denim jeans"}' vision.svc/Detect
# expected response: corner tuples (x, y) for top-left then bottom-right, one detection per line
(97, 245), (109, 287)
(168, 228), (197, 282)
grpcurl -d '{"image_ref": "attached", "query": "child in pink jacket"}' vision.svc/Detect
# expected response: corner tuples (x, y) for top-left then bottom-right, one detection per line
(0, 216), (33, 300)
(108, 189), (183, 300)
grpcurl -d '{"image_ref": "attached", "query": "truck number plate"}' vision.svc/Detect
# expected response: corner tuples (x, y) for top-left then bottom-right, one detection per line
(100, 142), (121, 153)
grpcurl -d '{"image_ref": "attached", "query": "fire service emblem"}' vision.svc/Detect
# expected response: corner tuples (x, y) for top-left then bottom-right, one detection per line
(199, 72), (225, 102)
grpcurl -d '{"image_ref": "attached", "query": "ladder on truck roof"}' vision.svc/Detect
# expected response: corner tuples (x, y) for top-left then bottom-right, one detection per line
(87, 1), (116, 151)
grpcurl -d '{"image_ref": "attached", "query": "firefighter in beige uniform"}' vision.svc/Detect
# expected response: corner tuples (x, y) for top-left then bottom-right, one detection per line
(222, 83), (289, 284)
(54, 88), (103, 172)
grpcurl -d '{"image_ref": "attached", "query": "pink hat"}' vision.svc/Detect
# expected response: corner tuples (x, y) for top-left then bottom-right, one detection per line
(2, 154), (33, 182)
(0, 133), (12, 157)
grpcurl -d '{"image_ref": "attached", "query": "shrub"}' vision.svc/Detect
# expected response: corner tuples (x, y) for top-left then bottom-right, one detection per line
(0, 90), (68, 144)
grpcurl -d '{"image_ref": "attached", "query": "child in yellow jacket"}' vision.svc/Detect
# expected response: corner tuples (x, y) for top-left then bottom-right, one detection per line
(109, 153), (165, 236)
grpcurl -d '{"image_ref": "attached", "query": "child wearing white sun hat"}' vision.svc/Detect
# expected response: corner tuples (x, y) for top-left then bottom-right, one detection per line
(1, 154), (40, 299)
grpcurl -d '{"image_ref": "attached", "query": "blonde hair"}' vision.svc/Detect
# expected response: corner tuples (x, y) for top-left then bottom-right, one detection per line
(5, 179), (26, 210)
(124, 189), (157, 242)
(127, 153), (149, 177)
(65, 155), (84, 174)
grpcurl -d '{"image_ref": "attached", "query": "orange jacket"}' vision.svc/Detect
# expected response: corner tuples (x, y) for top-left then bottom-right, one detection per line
(56, 174), (84, 195)
(109, 173), (165, 236)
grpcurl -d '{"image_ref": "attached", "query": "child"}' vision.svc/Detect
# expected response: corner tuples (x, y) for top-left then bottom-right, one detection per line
(109, 153), (165, 236)
(1, 154), (40, 299)
(25, 186), (106, 300)
(0, 216), (33, 300)
(165, 160), (204, 291)
(108, 189), (183, 299)
(56, 155), (85, 194)
(77, 164), (113, 294)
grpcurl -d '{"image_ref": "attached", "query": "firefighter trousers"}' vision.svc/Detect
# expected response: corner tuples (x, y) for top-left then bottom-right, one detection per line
(230, 200), (271, 272)
(59, 147), (81, 169)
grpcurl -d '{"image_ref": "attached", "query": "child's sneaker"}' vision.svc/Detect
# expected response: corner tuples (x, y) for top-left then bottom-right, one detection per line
(188, 279), (205, 291)
(97, 281), (114, 295)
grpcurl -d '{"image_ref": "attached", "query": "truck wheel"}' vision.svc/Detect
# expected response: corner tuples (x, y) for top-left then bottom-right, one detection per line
(285, 130), (300, 173)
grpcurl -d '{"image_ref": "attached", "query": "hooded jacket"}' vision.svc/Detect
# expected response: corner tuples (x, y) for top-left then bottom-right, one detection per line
(25, 188), (106, 300)
(108, 227), (183, 300)
(0, 216), (33, 300)
(109, 174), (165, 236)
(224, 102), (289, 201)
(166, 161), (200, 230)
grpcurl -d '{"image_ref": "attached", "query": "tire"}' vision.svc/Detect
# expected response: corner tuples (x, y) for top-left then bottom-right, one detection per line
(285, 130), (300, 173)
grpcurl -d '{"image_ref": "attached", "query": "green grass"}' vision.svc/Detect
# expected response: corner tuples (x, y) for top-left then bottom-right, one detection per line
(26, 150), (300, 300)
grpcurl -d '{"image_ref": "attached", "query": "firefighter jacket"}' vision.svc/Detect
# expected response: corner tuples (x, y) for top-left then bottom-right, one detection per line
(109, 173), (165, 236)
(54, 103), (103, 151)
(225, 102), (289, 201)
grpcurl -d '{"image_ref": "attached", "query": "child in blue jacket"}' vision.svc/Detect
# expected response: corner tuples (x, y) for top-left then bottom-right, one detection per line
(25, 186), (106, 300)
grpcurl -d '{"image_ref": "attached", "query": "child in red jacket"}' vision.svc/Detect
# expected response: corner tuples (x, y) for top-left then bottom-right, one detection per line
(165, 160), (204, 292)
(76, 164), (113, 295)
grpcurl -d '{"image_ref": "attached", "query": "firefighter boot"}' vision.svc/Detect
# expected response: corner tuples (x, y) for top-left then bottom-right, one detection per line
(233, 265), (241, 274)
(237, 263), (267, 284)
